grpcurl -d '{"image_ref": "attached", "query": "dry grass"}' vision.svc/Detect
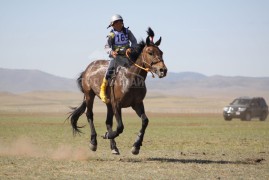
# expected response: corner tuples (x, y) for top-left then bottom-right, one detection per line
(0, 91), (269, 179)
(0, 91), (235, 114)
(0, 112), (268, 179)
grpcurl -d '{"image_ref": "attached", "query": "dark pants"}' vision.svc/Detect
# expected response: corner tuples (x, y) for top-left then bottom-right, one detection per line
(105, 56), (130, 80)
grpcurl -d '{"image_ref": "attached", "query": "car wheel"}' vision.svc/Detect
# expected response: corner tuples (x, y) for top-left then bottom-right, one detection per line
(259, 112), (268, 121)
(243, 112), (251, 121)
(224, 117), (232, 121)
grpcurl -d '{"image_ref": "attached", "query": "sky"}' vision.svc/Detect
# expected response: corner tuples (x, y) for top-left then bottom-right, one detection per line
(0, 0), (269, 78)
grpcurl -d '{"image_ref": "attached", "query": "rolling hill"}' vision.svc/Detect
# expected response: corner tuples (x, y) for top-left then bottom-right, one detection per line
(0, 68), (77, 93)
(1, 68), (269, 113)
(1, 68), (269, 99)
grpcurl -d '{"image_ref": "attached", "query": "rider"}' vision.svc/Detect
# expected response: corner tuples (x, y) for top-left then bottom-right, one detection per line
(100, 14), (138, 103)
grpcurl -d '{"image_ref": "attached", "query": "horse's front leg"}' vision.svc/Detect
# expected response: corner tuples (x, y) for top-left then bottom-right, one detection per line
(131, 102), (149, 155)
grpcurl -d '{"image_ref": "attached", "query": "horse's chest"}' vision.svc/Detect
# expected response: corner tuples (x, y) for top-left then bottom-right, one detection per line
(117, 71), (145, 92)
(118, 77), (146, 94)
(113, 76), (146, 106)
(120, 89), (146, 108)
(112, 68), (147, 106)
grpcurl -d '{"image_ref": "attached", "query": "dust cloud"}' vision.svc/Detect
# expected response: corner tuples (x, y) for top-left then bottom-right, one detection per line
(0, 136), (91, 161)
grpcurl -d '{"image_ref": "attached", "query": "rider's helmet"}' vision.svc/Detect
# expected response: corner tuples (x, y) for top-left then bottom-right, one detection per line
(107, 14), (123, 28)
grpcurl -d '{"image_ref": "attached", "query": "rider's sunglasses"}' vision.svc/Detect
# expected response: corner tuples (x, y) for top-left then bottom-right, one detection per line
(112, 20), (123, 25)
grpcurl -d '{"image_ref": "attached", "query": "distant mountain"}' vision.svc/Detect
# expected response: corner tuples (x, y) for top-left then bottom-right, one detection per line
(147, 71), (269, 89)
(1, 68), (269, 99)
(0, 68), (77, 93)
(146, 72), (269, 99)
(162, 72), (207, 81)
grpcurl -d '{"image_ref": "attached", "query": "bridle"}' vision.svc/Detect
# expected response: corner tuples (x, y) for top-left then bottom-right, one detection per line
(126, 45), (163, 78)
(142, 52), (163, 68)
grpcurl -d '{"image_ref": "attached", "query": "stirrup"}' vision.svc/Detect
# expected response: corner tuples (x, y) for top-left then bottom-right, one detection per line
(101, 96), (109, 104)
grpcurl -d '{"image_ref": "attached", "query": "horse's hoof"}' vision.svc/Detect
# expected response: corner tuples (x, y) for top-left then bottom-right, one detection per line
(89, 143), (97, 151)
(131, 147), (140, 155)
(101, 132), (109, 139)
(111, 149), (120, 155)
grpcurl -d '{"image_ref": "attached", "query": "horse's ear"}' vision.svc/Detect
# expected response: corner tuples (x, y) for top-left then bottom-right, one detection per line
(155, 37), (162, 46)
(146, 36), (151, 46)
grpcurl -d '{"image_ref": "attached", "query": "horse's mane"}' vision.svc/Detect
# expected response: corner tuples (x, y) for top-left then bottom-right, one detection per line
(147, 27), (154, 37)
(129, 27), (155, 62)
(129, 40), (145, 62)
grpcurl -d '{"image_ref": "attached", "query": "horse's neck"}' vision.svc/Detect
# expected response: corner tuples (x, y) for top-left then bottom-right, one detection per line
(129, 54), (148, 80)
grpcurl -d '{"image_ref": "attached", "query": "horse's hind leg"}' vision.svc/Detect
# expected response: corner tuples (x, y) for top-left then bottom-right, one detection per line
(85, 90), (97, 151)
(131, 102), (149, 155)
(105, 104), (120, 155)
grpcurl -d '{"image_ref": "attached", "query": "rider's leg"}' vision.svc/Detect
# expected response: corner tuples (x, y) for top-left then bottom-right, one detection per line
(100, 59), (115, 103)
(100, 77), (108, 103)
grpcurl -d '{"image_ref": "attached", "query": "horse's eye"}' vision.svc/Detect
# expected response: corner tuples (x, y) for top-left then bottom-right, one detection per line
(148, 52), (153, 56)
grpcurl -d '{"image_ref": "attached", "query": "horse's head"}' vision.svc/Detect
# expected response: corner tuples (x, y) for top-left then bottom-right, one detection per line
(141, 28), (168, 78)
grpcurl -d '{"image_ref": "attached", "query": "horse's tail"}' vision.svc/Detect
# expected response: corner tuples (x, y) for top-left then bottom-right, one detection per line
(67, 72), (86, 135)
(67, 98), (87, 135)
(77, 72), (84, 93)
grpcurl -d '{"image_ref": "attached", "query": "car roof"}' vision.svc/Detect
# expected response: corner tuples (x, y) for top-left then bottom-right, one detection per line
(236, 97), (265, 101)
(236, 96), (252, 100)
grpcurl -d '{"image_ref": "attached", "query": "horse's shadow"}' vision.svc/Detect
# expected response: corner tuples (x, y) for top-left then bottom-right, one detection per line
(118, 157), (264, 165)
(146, 157), (264, 165)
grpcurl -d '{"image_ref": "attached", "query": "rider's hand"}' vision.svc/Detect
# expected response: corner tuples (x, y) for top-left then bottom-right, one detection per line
(125, 48), (131, 57)
(111, 51), (118, 58)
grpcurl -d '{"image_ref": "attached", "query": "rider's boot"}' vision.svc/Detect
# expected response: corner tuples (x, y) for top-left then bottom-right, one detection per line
(99, 78), (109, 103)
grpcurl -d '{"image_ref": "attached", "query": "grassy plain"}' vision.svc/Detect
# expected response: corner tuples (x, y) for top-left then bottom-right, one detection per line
(0, 91), (269, 179)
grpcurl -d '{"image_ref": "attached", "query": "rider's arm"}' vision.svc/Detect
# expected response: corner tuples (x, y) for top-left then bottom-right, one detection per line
(105, 33), (115, 58)
(128, 30), (138, 48)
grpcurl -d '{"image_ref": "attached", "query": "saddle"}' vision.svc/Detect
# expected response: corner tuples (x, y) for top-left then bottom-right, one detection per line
(108, 56), (131, 87)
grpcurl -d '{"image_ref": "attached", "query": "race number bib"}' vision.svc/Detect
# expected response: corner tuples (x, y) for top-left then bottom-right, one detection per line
(113, 31), (129, 46)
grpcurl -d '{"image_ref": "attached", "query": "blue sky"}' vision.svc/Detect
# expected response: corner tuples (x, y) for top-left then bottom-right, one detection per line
(0, 0), (268, 78)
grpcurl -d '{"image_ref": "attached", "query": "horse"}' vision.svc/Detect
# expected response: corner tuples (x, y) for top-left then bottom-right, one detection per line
(68, 27), (167, 155)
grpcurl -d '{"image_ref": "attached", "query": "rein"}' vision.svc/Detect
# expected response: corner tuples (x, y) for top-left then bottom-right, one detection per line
(126, 50), (156, 78)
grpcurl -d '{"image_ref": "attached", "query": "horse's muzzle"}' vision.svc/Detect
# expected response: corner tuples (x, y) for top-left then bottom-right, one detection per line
(156, 67), (167, 78)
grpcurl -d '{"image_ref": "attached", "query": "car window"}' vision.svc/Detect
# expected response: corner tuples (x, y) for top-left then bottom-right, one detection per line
(231, 99), (251, 105)
(260, 99), (267, 106)
(251, 100), (259, 107)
